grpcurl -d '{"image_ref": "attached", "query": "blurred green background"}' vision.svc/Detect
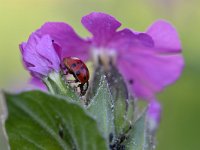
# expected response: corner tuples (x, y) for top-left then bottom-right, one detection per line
(0, 0), (200, 149)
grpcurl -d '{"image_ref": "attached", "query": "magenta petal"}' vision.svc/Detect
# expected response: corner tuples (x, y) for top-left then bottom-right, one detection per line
(19, 42), (26, 54)
(115, 20), (183, 100)
(53, 42), (62, 60)
(30, 77), (47, 91)
(107, 29), (136, 51)
(28, 66), (50, 77)
(147, 100), (162, 131)
(22, 34), (49, 70)
(137, 33), (154, 48)
(147, 100), (161, 123)
(36, 35), (60, 72)
(20, 33), (61, 78)
(81, 12), (121, 46)
(107, 29), (154, 55)
(118, 47), (184, 100)
(19, 42), (30, 69)
(146, 20), (181, 52)
(118, 59), (155, 99)
(36, 22), (90, 61)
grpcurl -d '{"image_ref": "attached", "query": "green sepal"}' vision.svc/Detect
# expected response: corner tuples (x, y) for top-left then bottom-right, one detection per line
(87, 76), (115, 142)
(123, 110), (155, 150)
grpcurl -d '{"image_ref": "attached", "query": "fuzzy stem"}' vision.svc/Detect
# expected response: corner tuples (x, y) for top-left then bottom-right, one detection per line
(43, 71), (79, 101)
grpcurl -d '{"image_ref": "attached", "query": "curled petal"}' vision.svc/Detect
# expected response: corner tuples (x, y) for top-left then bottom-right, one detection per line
(82, 12), (121, 46)
(53, 42), (62, 60)
(20, 34), (61, 78)
(146, 20), (181, 52)
(19, 42), (26, 55)
(19, 42), (32, 69)
(22, 34), (49, 74)
(36, 35), (60, 72)
(36, 22), (90, 61)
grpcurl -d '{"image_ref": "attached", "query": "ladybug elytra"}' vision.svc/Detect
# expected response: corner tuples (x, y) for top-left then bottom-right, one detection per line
(62, 57), (89, 96)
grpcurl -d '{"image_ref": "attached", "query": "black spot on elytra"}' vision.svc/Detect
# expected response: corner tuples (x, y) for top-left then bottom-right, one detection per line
(71, 63), (76, 68)
(76, 70), (81, 76)
(84, 76), (87, 80)
(81, 66), (85, 70)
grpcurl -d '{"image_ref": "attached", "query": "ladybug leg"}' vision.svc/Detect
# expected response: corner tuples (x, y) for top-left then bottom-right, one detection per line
(78, 84), (85, 96)
(60, 68), (68, 76)
(85, 81), (89, 92)
(79, 82), (89, 96)
(61, 71), (68, 76)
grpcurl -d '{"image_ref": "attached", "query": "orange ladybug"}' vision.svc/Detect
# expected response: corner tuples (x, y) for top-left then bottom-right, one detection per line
(63, 57), (89, 96)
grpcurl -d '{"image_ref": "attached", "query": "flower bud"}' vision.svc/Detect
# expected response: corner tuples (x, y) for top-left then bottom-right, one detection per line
(147, 100), (162, 132)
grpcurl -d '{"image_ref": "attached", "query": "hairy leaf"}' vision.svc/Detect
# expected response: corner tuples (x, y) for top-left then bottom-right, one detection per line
(5, 91), (108, 150)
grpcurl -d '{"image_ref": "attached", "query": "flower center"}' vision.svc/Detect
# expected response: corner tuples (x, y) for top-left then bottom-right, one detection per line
(91, 47), (117, 71)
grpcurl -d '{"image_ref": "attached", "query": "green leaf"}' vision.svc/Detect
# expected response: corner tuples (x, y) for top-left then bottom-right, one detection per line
(87, 76), (115, 141)
(124, 110), (149, 150)
(5, 90), (108, 150)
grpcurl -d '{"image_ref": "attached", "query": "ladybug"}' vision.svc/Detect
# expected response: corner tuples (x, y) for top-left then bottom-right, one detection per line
(62, 57), (89, 96)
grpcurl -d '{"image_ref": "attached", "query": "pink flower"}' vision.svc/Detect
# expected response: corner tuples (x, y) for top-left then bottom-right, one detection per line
(34, 12), (184, 102)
